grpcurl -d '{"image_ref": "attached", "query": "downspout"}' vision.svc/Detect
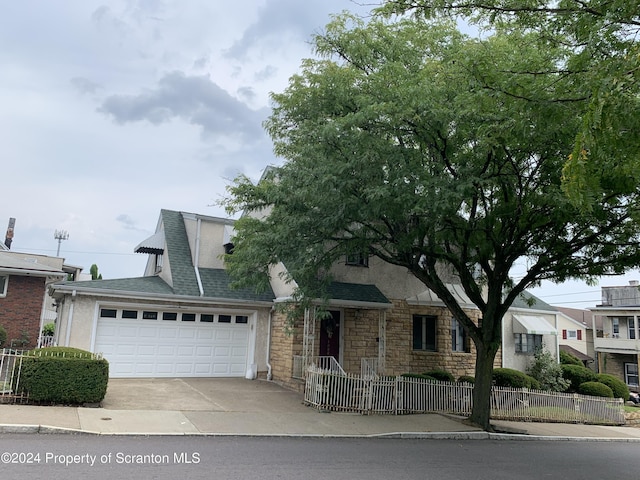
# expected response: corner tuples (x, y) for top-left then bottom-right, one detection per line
(64, 289), (76, 347)
(266, 306), (274, 380)
(194, 218), (204, 297)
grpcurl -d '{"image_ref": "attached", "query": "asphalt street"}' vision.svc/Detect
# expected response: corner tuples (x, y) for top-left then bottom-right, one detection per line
(0, 434), (638, 480)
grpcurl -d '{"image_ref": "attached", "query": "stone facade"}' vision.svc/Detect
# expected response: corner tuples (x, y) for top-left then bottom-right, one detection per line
(269, 299), (503, 385)
(0, 275), (45, 348)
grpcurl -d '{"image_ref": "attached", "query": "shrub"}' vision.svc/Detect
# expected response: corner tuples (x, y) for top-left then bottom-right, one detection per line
(401, 373), (436, 381)
(561, 364), (597, 392)
(41, 323), (55, 336)
(457, 375), (475, 384)
(422, 369), (455, 382)
(18, 347), (108, 404)
(526, 348), (570, 392)
(0, 325), (6, 347)
(595, 374), (630, 401)
(559, 350), (582, 366)
(578, 381), (614, 398)
(492, 368), (539, 389)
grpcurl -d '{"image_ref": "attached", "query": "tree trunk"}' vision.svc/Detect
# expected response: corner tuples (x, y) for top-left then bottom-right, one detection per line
(469, 341), (499, 431)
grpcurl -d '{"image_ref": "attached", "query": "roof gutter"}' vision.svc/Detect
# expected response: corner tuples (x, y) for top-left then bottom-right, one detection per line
(193, 218), (204, 297)
(0, 267), (65, 278)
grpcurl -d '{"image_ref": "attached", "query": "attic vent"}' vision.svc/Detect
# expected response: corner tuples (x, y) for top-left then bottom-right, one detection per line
(224, 243), (234, 255)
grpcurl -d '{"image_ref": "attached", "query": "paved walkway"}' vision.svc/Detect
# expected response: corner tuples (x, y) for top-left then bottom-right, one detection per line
(0, 378), (639, 440)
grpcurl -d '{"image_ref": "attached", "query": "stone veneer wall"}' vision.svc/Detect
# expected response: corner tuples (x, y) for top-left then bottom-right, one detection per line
(599, 352), (635, 384)
(341, 308), (381, 374)
(267, 310), (304, 390)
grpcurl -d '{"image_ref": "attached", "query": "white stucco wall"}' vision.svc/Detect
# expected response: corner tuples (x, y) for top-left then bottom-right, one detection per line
(502, 311), (559, 373)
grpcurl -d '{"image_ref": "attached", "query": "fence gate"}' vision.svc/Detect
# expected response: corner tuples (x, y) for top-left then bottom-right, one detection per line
(0, 349), (28, 404)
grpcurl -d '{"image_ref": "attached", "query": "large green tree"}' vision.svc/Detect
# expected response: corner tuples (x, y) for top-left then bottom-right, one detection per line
(224, 14), (640, 430)
(379, 0), (640, 207)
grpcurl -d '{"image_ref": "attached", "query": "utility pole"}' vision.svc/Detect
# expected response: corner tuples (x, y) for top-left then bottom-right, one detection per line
(54, 230), (69, 256)
(4, 218), (15, 249)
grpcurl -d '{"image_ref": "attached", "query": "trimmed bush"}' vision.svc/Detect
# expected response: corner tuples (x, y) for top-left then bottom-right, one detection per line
(422, 369), (455, 382)
(492, 368), (539, 389)
(595, 374), (630, 401)
(457, 375), (475, 384)
(578, 381), (614, 398)
(559, 350), (582, 366)
(401, 373), (436, 381)
(561, 364), (597, 392)
(41, 323), (55, 336)
(18, 347), (108, 404)
(0, 325), (6, 347)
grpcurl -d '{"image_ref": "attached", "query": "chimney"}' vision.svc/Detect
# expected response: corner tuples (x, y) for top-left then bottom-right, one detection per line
(4, 218), (15, 249)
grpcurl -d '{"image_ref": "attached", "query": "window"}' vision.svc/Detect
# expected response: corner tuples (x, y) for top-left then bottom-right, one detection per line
(155, 254), (163, 273)
(630, 317), (636, 340)
(0, 275), (7, 297)
(413, 315), (437, 351)
(612, 317), (620, 337)
(100, 308), (117, 318)
(562, 329), (582, 340)
(515, 333), (542, 354)
(218, 315), (232, 323)
(451, 318), (468, 353)
(235, 315), (249, 324)
(200, 314), (214, 323)
(162, 312), (177, 321)
(182, 313), (196, 322)
(122, 310), (138, 319)
(142, 311), (158, 320)
(625, 363), (639, 387)
(346, 253), (369, 267)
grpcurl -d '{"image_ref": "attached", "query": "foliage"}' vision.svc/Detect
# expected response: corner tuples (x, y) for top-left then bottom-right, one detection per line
(561, 364), (598, 392)
(559, 350), (583, 366)
(492, 368), (539, 389)
(0, 325), (6, 347)
(526, 348), (570, 392)
(377, 0), (640, 210)
(578, 381), (614, 398)
(422, 369), (455, 382)
(401, 373), (436, 381)
(19, 348), (108, 404)
(90, 264), (102, 280)
(41, 323), (55, 337)
(224, 12), (640, 431)
(457, 375), (475, 384)
(595, 373), (630, 401)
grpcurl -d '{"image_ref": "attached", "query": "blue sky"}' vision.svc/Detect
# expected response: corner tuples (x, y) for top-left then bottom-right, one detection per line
(2, 0), (637, 307)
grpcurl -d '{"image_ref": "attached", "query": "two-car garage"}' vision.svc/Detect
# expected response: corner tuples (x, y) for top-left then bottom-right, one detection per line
(93, 306), (254, 378)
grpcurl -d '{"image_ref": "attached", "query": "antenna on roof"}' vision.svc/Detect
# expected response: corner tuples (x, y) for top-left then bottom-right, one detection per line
(5, 218), (15, 249)
(54, 229), (69, 256)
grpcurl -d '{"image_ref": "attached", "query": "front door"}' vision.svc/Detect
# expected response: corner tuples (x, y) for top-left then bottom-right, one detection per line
(319, 310), (340, 360)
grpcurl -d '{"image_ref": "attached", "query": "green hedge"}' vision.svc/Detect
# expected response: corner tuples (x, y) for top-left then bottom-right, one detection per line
(578, 381), (614, 398)
(18, 347), (109, 404)
(560, 364), (597, 392)
(492, 368), (540, 389)
(559, 350), (582, 366)
(422, 369), (455, 382)
(401, 373), (437, 381)
(457, 375), (475, 384)
(595, 374), (630, 401)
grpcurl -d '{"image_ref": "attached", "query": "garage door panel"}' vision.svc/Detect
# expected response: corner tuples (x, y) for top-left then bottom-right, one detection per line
(96, 315), (250, 378)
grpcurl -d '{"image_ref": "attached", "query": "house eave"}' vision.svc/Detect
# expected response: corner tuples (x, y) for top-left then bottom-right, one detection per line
(273, 296), (392, 310)
(0, 267), (66, 278)
(50, 284), (274, 308)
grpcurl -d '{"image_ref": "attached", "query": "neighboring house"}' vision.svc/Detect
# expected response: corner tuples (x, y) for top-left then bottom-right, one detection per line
(500, 293), (560, 372)
(0, 251), (66, 348)
(555, 306), (595, 368)
(590, 281), (640, 392)
(50, 210), (275, 378)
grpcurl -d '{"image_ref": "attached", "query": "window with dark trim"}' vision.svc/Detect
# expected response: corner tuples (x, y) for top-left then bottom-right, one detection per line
(451, 318), (469, 353)
(200, 314), (214, 323)
(218, 315), (232, 323)
(235, 315), (249, 324)
(514, 333), (542, 354)
(346, 253), (369, 267)
(413, 315), (437, 351)
(100, 308), (117, 318)
(0, 275), (7, 297)
(142, 311), (158, 320)
(122, 310), (138, 319)
(182, 313), (196, 322)
(162, 312), (177, 321)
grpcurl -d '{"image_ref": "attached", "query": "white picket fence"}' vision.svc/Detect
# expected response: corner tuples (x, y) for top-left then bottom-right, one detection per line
(304, 367), (626, 425)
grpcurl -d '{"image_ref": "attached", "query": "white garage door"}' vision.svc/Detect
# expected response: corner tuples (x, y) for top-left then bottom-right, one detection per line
(94, 308), (251, 378)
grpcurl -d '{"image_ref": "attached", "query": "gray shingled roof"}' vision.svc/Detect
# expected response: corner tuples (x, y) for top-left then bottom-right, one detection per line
(56, 276), (174, 295)
(510, 291), (557, 312)
(199, 268), (274, 302)
(327, 281), (391, 305)
(161, 209), (200, 296)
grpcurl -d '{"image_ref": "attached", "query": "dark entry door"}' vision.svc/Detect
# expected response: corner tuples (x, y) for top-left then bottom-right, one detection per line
(319, 310), (340, 360)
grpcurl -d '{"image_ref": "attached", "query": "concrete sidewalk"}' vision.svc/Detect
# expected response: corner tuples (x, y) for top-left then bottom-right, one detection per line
(0, 378), (639, 440)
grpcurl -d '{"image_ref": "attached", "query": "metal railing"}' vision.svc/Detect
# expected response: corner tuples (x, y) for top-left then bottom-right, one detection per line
(303, 367), (625, 425)
(292, 355), (347, 379)
(361, 358), (379, 379)
(0, 349), (29, 404)
(37, 335), (56, 348)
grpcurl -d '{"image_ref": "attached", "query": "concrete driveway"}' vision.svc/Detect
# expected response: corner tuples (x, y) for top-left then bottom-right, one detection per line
(102, 377), (311, 413)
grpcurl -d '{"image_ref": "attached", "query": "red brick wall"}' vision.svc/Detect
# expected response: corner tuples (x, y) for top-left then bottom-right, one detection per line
(0, 275), (45, 348)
